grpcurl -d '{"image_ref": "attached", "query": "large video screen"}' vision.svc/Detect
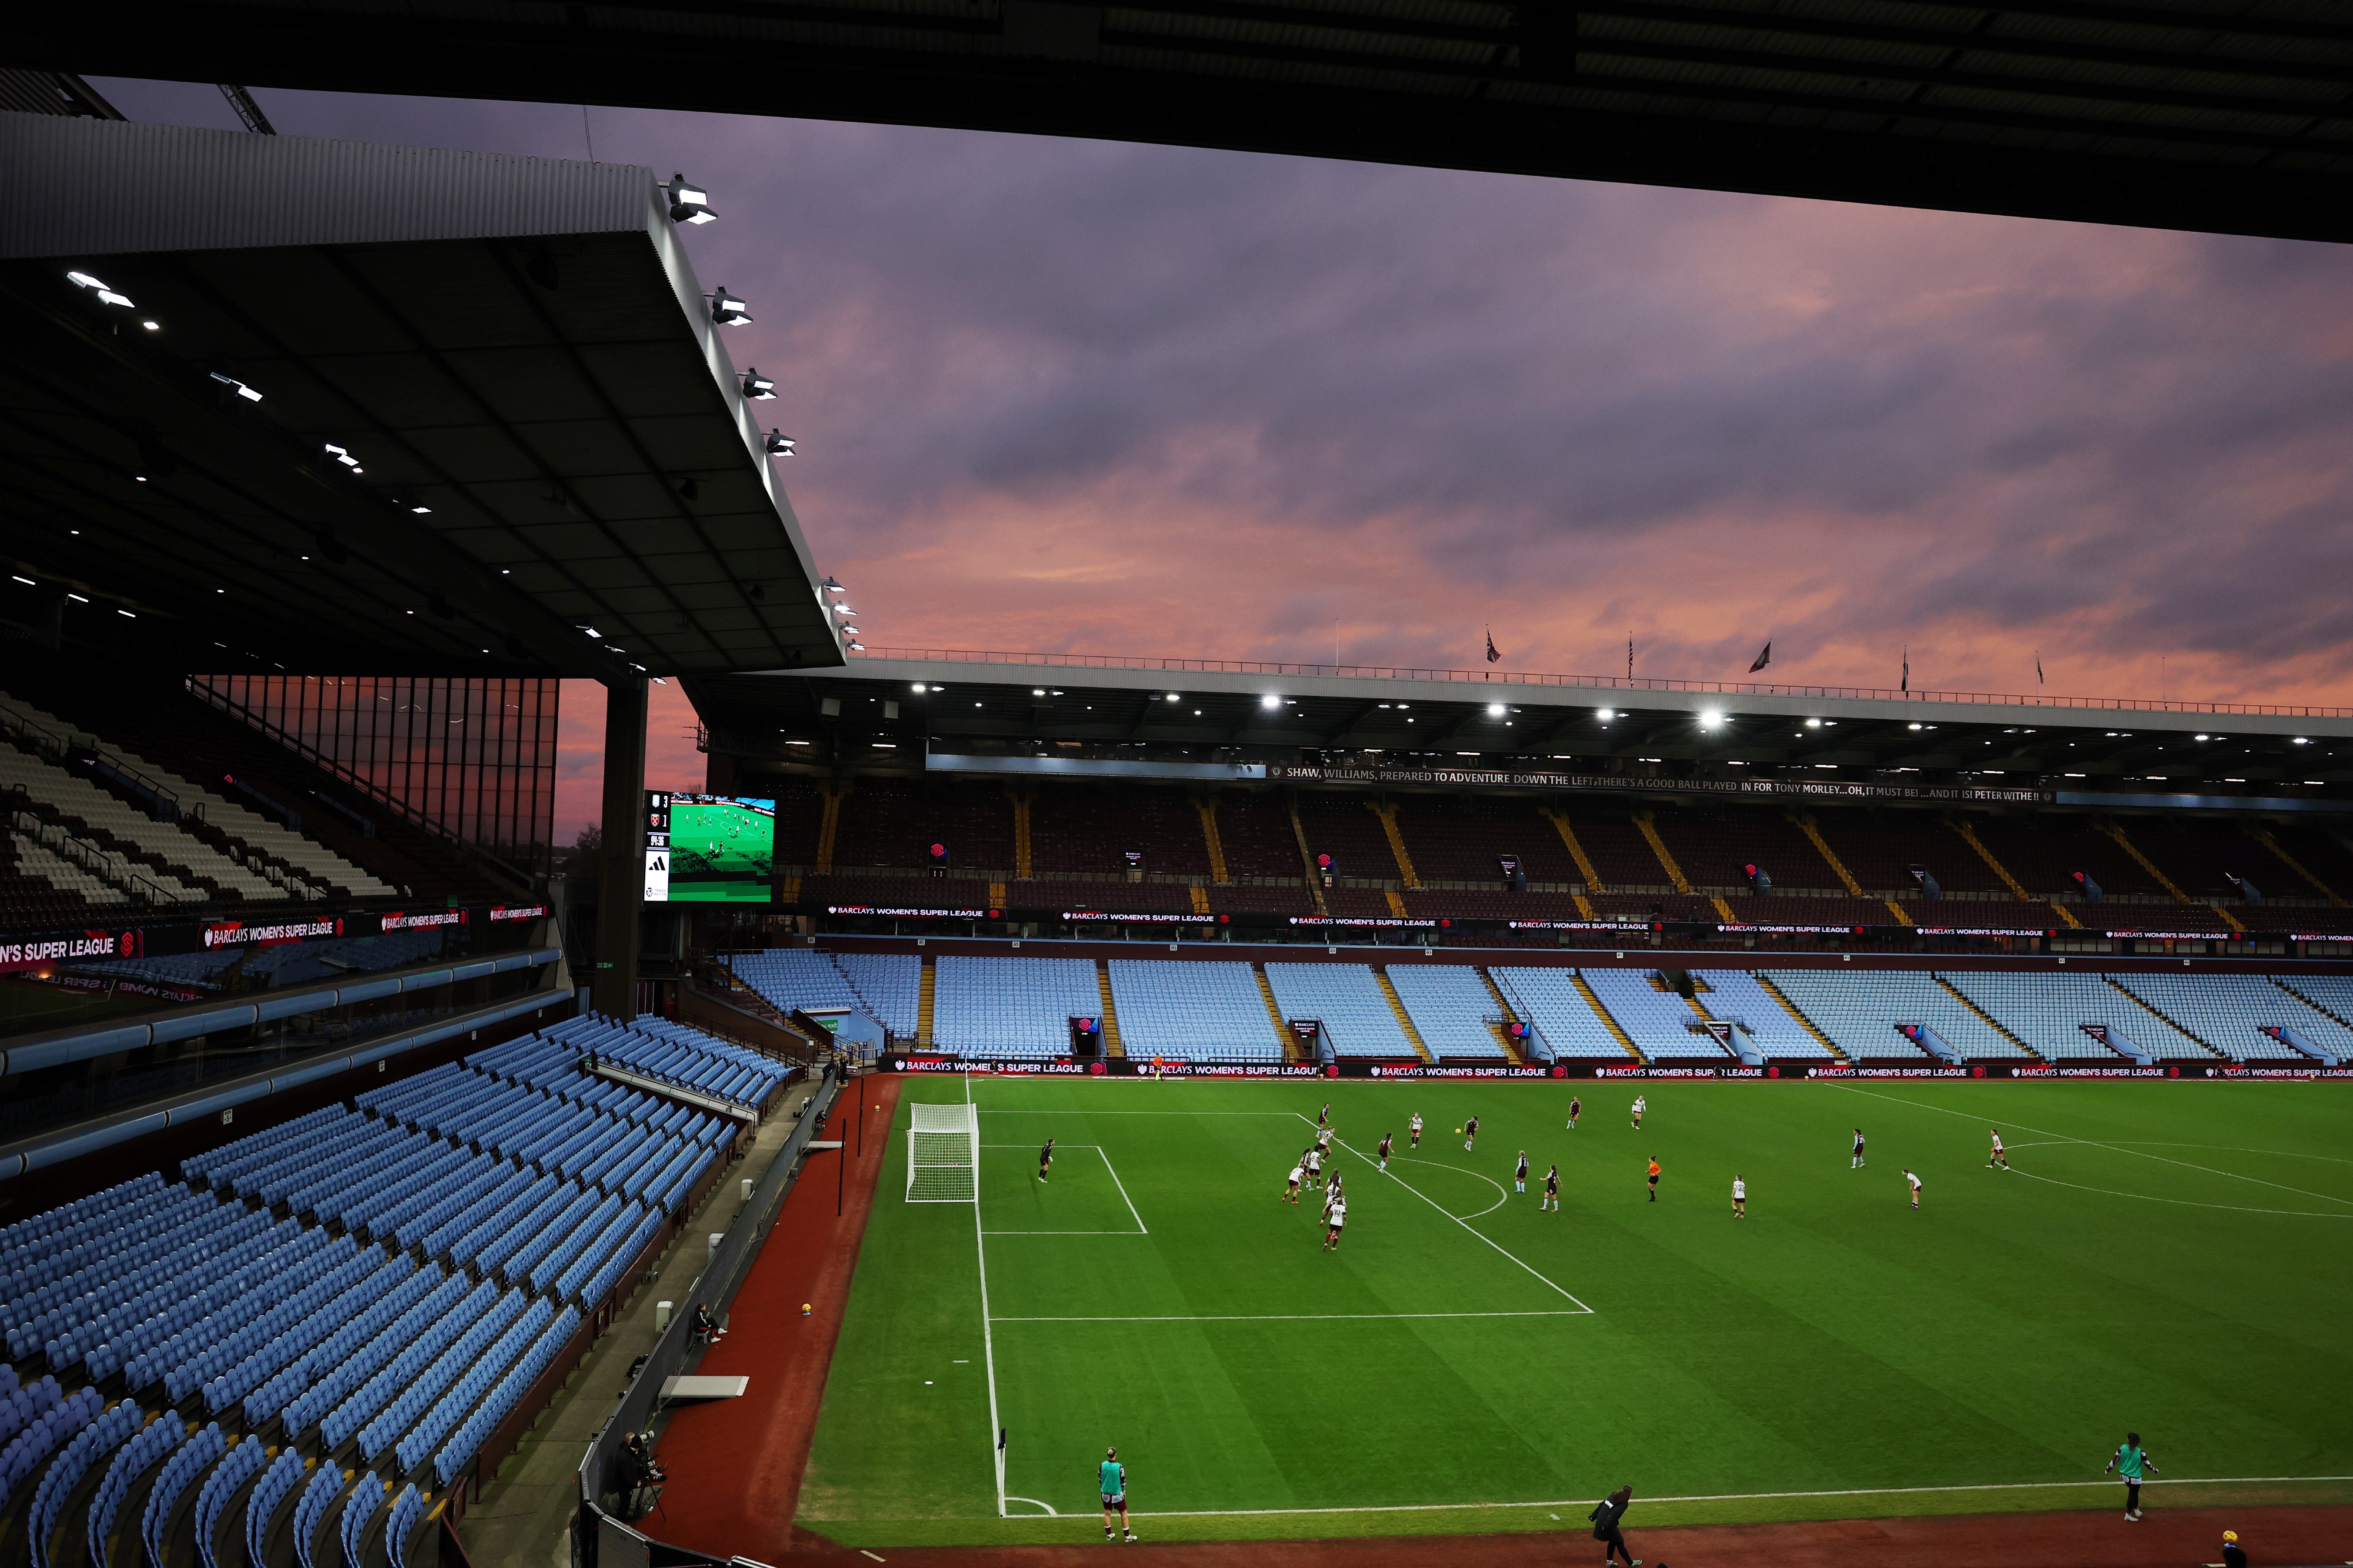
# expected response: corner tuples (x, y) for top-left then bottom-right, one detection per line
(644, 792), (775, 903)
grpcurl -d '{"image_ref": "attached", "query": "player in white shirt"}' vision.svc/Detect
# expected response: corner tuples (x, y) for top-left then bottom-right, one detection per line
(1905, 1169), (1922, 1210)
(1852, 1127), (1867, 1169)
(1284, 1162), (1303, 1205)
(1631, 1095), (1647, 1130)
(1988, 1129), (2009, 1170)
(1408, 1111), (1424, 1149)
(1304, 1147), (1323, 1184)
(1322, 1196), (1348, 1251)
(1514, 1151), (1530, 1193)
(1731, 1175), (1747, 1219)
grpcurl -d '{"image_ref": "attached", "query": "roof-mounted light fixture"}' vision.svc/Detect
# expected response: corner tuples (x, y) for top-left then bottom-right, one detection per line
(208, 372), (262, 402)
(322, 442), (363, 475)
(67, 271), (135, 309)
(846, 640), (865, 651)
(742, 368), (775, 400)
(822, 577), (845, 594)
(764, 430), (795, 456)
(832, 603), (857, 618)
(710, 288), (751, 326)
(666, 174), (716, 225)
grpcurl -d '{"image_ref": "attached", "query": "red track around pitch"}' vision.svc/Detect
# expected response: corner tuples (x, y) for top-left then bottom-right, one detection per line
(653, 1073), (904, 1564)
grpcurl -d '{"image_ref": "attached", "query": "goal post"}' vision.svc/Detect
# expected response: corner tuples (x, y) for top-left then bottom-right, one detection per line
(907, 1101), (979, 1202)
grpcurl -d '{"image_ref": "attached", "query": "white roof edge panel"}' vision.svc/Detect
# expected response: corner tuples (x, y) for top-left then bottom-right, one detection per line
(0, 110), (654, 255)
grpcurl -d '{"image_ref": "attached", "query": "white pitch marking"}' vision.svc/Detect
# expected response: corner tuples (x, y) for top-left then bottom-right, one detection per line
(991, 1310), (1588, 1322)
(966, 1075), (1008, 1518)
(1831, 1084), (2353, 1207)
(1391, 1156), (1508, 1219)
(979, 1144), (1148, 1233)
(1299, 1115), (1590, 1312)
(1003, 1496), (1060, 1516)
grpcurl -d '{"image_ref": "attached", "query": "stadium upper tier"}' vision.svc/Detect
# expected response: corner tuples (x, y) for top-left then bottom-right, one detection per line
(0, 1012), (775, 1568)
(725, 948), (2352, 1069)
(0, 672), (512, 926)
(740, 773), (2353, 941)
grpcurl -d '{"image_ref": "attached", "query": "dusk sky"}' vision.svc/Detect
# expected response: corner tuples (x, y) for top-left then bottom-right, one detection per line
(94, 78), (2353, 840)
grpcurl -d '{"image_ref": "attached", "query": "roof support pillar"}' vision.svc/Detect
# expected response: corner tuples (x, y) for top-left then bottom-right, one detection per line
(595, 675), (649, 1020)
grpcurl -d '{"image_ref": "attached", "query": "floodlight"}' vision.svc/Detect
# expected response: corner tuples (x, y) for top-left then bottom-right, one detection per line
(822, 577), (845, 593)
(666, 174), (716, 225)
(1908, 721), (1924, 731)
(208, 371), (262, 402)
(846, 640), (865, 651)
(912, 683), (928, 693)
(1032, 689), (1046, 697)
(9, 575), (32, 586)
(711, 288), (752, 326)
(1487, 702), (1506, 717)
(1805, 718), (1822, 728)
(1597, 709), (1614, 721)
(68, 271), (136, 308)
(1166, 693), (1181, 702)
(742, 368), (775, 399)
(582, 626), (603, 638)
(764, 430), (795, 456)
(1261, 693), (1281, 709)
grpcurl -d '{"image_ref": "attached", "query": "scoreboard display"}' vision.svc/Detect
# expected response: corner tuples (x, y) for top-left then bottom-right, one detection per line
(644, 792), (776, 903)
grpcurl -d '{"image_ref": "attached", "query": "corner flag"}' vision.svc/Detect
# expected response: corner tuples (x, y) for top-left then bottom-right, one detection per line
(1749, 640), (1771, 673)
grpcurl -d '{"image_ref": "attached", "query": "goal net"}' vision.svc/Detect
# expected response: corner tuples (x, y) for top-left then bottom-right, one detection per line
(907, 1102), (978, 1203)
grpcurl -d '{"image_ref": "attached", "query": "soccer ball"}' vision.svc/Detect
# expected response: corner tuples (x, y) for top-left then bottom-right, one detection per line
(1454, 1126), (1464, 1136)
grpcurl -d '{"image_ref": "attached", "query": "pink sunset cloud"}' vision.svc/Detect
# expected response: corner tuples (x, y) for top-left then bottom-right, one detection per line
(94, 79), (2353, 842)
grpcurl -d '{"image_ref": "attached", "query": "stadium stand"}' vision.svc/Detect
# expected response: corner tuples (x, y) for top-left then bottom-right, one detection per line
(1383, 965), (1508, 1060)
(32, 673), (518, 903)
(830, 778), (1016, 872)
(2106, 972), (2348, 1063)
(0, 1012), (771, 1568)
(1264, 962), (1416, 1057)
(1392, 796), (1580, 885)
(932, 956), (1099, 1058)
(1648, 805), (1841, 892)
(1688, 970), (1836, 1060)
(1759, 969), (2031, 1062)
(1208, 791), (1311, 881)
(1552, 808), (1674, 889)
(1937, 971), (2149, 1061)
(1486, 967), (1631, 1062)
(1295, 795), (1402, 885)
(1031, 782), (1212, 880)
(1964, 815), (2162, 901)
(1578, 969), (1733, 1060)
(1105, 959), (1285, 1062)
(1809, 813), (2010, 898)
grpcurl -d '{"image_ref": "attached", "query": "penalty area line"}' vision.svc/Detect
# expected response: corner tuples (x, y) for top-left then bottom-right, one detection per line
(1125, 1473), (2353, 1520)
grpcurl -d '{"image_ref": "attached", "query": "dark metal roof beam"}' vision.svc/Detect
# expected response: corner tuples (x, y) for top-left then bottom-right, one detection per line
(479, 244), (782, 669)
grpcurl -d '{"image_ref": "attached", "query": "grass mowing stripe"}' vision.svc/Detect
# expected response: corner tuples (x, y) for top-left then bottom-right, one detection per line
(1831, 1082), (2353, 1206)
(1126, 1473), (2353, 1519)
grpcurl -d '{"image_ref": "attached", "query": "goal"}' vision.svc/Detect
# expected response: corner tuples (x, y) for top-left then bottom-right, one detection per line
(907, 1102), (978, 1202)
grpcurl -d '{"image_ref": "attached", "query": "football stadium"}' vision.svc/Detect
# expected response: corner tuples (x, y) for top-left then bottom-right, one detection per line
(2, 12), (2352, 1568)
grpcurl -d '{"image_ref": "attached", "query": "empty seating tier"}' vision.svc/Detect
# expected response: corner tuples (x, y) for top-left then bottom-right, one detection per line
(1106, 960), (1284, 1062)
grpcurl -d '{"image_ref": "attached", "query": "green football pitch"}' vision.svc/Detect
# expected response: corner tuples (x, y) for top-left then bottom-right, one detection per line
(798, 1077), (2353, 1546)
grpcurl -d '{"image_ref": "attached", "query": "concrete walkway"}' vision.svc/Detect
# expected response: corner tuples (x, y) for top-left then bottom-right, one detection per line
(457, 1078), (822, 1567)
